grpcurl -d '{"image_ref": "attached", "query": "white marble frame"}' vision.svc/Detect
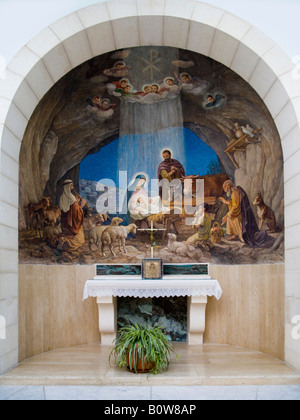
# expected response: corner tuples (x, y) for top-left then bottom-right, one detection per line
(0, 0), (300, 373)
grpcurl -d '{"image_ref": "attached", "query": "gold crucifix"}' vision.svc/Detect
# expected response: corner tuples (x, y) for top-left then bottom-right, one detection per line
(138, 220), (166, 259)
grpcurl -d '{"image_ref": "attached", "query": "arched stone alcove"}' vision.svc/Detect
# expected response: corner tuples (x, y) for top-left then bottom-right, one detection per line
(0, 0), (300, 373)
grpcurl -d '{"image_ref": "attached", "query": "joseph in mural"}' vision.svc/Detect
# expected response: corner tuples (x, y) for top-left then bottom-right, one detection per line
(58, 180), (86, 252)
(158, 150), (185, 199)
(158, 150), (186, 183)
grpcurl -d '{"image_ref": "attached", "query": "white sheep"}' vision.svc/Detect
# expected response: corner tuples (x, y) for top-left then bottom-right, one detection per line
(83, 214), (104, 232)
(89, 217), (123, 250)
(100, 223), (137, 257)
(165, 233), (203, 260)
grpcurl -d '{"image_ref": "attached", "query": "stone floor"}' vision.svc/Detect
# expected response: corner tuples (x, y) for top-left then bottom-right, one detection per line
(1, 343), (300, 400)
(1, 384), (300, 400)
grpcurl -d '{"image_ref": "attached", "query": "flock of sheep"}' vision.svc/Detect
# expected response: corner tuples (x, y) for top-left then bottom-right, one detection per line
(25, 199), (203, 259)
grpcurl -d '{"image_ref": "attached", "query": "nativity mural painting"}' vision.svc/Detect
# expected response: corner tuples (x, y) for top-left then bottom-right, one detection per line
(19, 47), (284, 266)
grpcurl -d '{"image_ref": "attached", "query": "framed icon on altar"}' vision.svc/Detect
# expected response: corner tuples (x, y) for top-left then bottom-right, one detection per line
(142, 259), (163, 280)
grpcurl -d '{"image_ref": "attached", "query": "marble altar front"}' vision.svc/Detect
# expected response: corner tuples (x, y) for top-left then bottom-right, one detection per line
(83, 274), (222, 345)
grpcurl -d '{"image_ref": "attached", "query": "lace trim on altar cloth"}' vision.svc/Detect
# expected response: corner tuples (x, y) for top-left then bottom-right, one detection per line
(83, 286), (223, 301)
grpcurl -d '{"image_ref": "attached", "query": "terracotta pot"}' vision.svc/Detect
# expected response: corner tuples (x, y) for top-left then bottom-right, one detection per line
(126, 348), (155, 373)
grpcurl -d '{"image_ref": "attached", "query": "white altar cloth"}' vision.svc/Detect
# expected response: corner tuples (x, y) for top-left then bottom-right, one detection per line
(83, 276), (222, 345)
(83, 276), (223, 301)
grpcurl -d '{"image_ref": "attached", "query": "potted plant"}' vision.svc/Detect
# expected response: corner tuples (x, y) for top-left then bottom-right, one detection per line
(109, 324), (179, 374)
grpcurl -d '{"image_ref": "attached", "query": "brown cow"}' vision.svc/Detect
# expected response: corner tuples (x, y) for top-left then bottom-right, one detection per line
(182, 173), (229, 197)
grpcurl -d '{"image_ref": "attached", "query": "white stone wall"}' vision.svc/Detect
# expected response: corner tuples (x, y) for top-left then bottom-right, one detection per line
(0, 0), (300, 373)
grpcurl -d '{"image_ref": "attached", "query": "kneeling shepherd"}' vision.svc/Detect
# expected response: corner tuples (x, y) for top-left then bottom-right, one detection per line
(186, 203), (212, 248)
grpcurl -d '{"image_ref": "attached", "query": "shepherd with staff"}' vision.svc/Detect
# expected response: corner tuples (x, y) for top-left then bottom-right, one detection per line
(58, 179), (87, 252)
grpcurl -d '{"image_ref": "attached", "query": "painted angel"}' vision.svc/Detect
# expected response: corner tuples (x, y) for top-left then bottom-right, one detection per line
(103, 61), (130, 78)
(86, 97), (116, 121)
(204, 93), (226, 110)
(176, 72), (210, 96)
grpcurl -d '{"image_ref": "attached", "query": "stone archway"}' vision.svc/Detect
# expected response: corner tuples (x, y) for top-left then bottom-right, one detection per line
(1, 0), (300, 373)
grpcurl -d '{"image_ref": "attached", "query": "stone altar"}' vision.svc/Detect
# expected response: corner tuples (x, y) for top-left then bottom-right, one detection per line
(83, 272), (223, 346)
